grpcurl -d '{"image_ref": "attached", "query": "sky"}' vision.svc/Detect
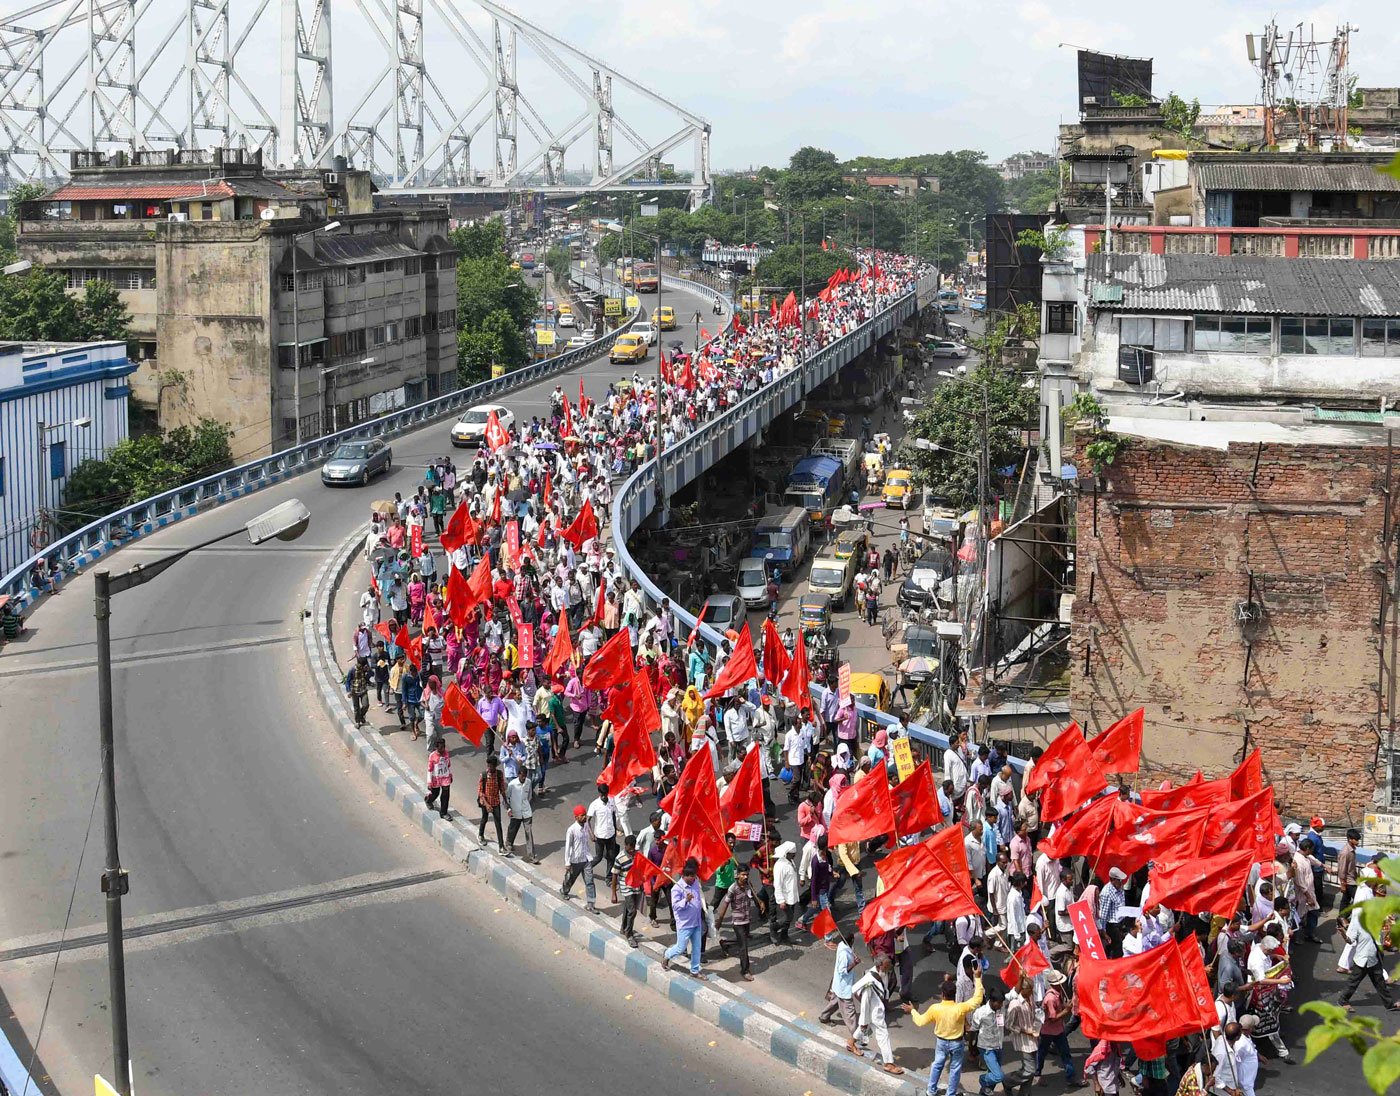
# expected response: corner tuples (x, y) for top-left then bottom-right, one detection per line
(13, 0), (1400, 180)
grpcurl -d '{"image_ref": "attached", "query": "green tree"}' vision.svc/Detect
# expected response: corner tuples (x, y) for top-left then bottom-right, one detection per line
(1006, 168), (1058, 215)
(778, 146), (844, 204)
(543, 245), (571, 284)
(480, 307), (529, 370)
(906, 365), (1038, 507)
(450, 220), (508, 262)
(457, 329), (498, 386)
(0, 268), (81, 340)
(0, 181), (45, 258)
(1161, 92), (1201, 136)
(754, 244), (856, 295)
(78, 278), (132, 341)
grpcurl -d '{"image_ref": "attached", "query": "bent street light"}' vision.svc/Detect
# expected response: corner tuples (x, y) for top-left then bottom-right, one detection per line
(94, 497), (310, 1095)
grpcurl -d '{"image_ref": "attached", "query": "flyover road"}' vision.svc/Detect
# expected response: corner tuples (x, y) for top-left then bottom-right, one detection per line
(0, 279), (810, 1095)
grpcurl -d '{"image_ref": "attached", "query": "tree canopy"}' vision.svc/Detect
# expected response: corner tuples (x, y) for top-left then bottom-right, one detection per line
(448, 219), (538, 383)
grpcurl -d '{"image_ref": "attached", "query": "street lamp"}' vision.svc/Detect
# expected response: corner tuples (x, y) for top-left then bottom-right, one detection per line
(912, 436), (977, 462)
(321, 357), (377, 433)
(94, 496), (311, 1096)
(3, 258), (33, 275)
(766, 200), (810, 339)
(844, 194), (878, 318)
(35, 415), (92, 545)
(290, 219), (341, 446)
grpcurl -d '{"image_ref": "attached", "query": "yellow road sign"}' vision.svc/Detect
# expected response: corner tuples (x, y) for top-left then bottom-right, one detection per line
(536, 329), (556, 346)
(603, 297), (622, 317)
(625, 295), (640, 311)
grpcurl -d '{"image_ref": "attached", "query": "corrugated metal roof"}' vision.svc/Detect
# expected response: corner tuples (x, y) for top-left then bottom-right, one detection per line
(1195, 159), (1400, 193)
(1086, 252), (1400, 316)
(313, 233), (423, 265)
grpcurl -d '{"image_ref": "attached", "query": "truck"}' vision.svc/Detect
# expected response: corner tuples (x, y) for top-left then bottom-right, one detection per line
(810, 437), (861, 485)
(784, 455), (844, 527)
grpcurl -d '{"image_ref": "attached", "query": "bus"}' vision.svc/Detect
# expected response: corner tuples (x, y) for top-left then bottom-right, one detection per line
(633, 262), (659, 293)
(519, 252), (537, 270)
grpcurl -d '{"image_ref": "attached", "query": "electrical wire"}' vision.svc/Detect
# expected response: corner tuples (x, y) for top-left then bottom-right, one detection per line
(22, 775), (102, 1096)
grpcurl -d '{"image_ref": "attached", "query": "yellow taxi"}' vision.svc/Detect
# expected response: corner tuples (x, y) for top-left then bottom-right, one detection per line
(610, 332), (649, 363)
(883, 468), (914, 509)
(848, 672), (893, 737)
(826, 413), (848, 437)
(654, 306), (676, 330)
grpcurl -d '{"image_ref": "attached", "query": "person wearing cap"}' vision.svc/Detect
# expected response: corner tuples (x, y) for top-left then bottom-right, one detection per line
(1279, 821), (1302, 856)
(1097, 867), (1128, 956)
(560, 803), (598, 912)
(1035, 968), (1076, 1084)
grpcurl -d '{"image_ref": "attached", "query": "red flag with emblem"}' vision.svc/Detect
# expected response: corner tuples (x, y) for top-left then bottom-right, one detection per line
(542, 471), (553, 511)
(1039, 792), (1117, 860)
(625, 851), (667, 891)
(544, 616), (575, 678)
(719, 742), (765, 826)
(484, 409), (510, 452)
(761, 617), (789, 686)
(1199, 787), (1276, 862)
(441, 681), (488, 746)
(1028, 722), (1106, 822)
(375, 620), (395, 645)
(1147, 849), (1254, 918)
(1001, 938), (1052, 989)
(581, 628), (633, 690)
(405, 633), (423, 669)
(466, 554), (493, 609)
(828, 770), (896, 846)
(562, 397), (575, 438)
(1139, 776), (1231, 813)
(780, 623), (812, 710)
(703, 626), (757, 699)
(1077, 937), (1217, 1043)
(662, 747), (731, 879)
(560, 499), (599, 549)
(394, 623), (411, 652)
(598, 677), (658, 790)
(891, 760), (943, 836)
(1087, 708), (1143, 774)
(445, 565), (472, 628)
(858, 837), (979, 938)
(1093, 801), (1209, 877)
(422, 602), (438, 635)
(589, 583), (607, 628)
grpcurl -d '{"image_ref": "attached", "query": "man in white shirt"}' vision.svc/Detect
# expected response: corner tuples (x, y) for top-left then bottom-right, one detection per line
(1211, 1022), (1258, 1096)
(964, 820), (988, 885)
(586, 783), (620, 884)
(1052, 866), (1076, 942)
(985, 850), (1012, 931)
(783, 721), (810, 802)
(944, 733), (970, 800)
(723, 698), (754, 761)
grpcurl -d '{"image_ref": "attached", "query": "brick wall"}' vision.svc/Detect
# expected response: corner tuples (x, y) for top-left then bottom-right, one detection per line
(1071, 437), (1395, 820)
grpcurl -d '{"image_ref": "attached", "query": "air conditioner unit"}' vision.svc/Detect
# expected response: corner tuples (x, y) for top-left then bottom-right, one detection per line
(167, 212), (188, 222)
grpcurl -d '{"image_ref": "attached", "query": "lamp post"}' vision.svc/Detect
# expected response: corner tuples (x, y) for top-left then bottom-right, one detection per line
(290, 220), (341, 446)
(36, 415), (91, 546)
(766, 200), (808, 340)
(844, 194), (878, 319)
(94, 497), (311, 1095)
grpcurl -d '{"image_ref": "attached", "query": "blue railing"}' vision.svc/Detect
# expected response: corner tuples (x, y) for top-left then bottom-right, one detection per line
(608, 270), (988, 764)
(0, 272), (643, 613)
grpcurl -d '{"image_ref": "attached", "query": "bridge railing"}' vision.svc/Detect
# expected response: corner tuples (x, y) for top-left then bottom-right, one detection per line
(0, 271), (643, 613)
(609, 269), (981, 759)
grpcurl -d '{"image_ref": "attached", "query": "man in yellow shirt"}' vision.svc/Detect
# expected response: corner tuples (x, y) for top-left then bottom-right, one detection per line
(913, 973), (984, 1096)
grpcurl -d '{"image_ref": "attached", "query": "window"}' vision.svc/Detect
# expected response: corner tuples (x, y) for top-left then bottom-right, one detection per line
(323, 268), (346, 288)
(278, 273), (296, 292)
(126, 270), (142, 290)
(438, 309), (456, 330)
(300, 271), (323, 291)
(439, 253), (456, 271)
(369, 325), (387, 348)
(384, 260), (401, 275)
(1280, 316), (1357, 356)
(347, 266), (364, 286)
(1361, 319), (1400, 357)
(405, 316), (422, 339)
(0, 455), (5, 496)
(1120, 316), (1186, 352)
(329, 328), (367, 360)
(1192, 314), (1272, 353)
(424, 311), (439, 333)
(1046, 301), (1076, 335)
(404, 258), (421, 276)
(49, 440), (66, 480)
(384, 321), (399, 343)
(369, 261), (386, 275)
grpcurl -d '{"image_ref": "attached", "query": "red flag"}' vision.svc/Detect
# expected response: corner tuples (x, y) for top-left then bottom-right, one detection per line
(374, 620), (395, 644)
(780, 624), (812, 710)
(1087, 708), (1143, 774)
(436, 506), (476, 557)
(1228, 748), (1263, 799)
(820, 238), (829, 252)
(484, 409), (510, 452)
(446, 565), (474, 628)
(1094, 801), (1208, 877)
(599, 678), (658, 789)
(1030, 875), (1045, 913)
(625, 852), (667, 891)
(589, 583), (607, 628)
(409, 524), (423, 559)
(579, 377), (588, 417)
(761, 617), (789, 686)
(699, 327), (710, 342)
(1000, 938), (1052, 989)
(719, 742), (765, 826)
(1139, 777), (1230, 813)
(1030, 723), (1106, 823)
(490, 488), (502, 527)
(859, 836), (979, 938)
(662, 748), (731, 879)
(1039, 792), (1117, 860)
(1069, 898), (1107, 961)
(769, 298), (778, 321)
(828, 771), (896, 845)
(560, 499), (599, 549)
(441, 681), (488, 746)
(466, 555), (492, 607)
(394, 623), (411, 652)
(703, 626), (758, 699)
(542, 472), (553, 511)
(1077, 938), (1217, 1043)
(809, 907), (837, 938)
(1199, 787), (1276, 862)
(1147, 849), (1255, 918)
(891, 760), (942, 836)
(405, 633), (423, 669)
(517, 622), (535, 668)
(581, 628), (634, 690)
(422, 602), (438, 635)
(543, 616), (575, 678)
(562, 396), (576, 438)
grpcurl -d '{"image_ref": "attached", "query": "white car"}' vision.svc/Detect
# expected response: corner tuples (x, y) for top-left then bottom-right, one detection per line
(737, 557), (772, 609)
(566, 334), (590, 349)
(581, 326), (597, 340)
(632, 321), (658, 346)
(557, 311), (576, 329)
(451, 403), (514, 447)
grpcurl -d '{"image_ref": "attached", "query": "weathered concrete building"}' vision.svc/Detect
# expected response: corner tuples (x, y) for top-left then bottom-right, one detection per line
(1071, 425), (1393, 820)
(18, 149), (457, 459)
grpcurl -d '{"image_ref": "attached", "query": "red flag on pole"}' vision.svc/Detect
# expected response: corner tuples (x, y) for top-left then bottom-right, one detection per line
(703, 626), (758, 699)
(1000, 938), (1052, 989)
(543, 616), (575, 678)
(1038, 792), (1117, 860)
(1199, 787), (1276, 862)
(1093, 802), (1209, 878)
(581, 628), (634, 690)
(374, 620), (395, 645)
(858, 839), (979, 938)
(1076, 938), (1217, 1043)
(1147, 849), (1255, 918)
(625, 851), (667, 891)
(809, 907), (837, 938)
(662, 748), (731, 879)
(780, 625), (812, 710)
(441, 681), (488, 746)
(1228, 748), (1263, 799)
(719, 742), (765, 826)
(484, 409), (510, 452)
(828, 772), (896, 845)
(598, 678), (658, 790)
(1029, 722), (1106, 823)
(761, 617), (789, 686)
(891, 760), (943, 836)
(446, 565), (473, 628)
(1138, 777), (1230, 813)
(1087, 708), (1144, 774)
(560, 499), (599, 549)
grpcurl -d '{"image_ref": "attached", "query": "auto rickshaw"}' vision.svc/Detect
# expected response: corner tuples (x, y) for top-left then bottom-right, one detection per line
(826, 413), (848, 437)
(798, 591), (833, 639)
(848, 671), (892, 738)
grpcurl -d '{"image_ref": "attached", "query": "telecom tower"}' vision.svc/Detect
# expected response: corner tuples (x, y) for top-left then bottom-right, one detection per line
(1247, 22), (1357, 149)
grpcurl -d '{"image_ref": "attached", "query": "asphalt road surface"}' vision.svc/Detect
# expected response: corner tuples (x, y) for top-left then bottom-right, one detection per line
(0, 278), (816, 1096)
